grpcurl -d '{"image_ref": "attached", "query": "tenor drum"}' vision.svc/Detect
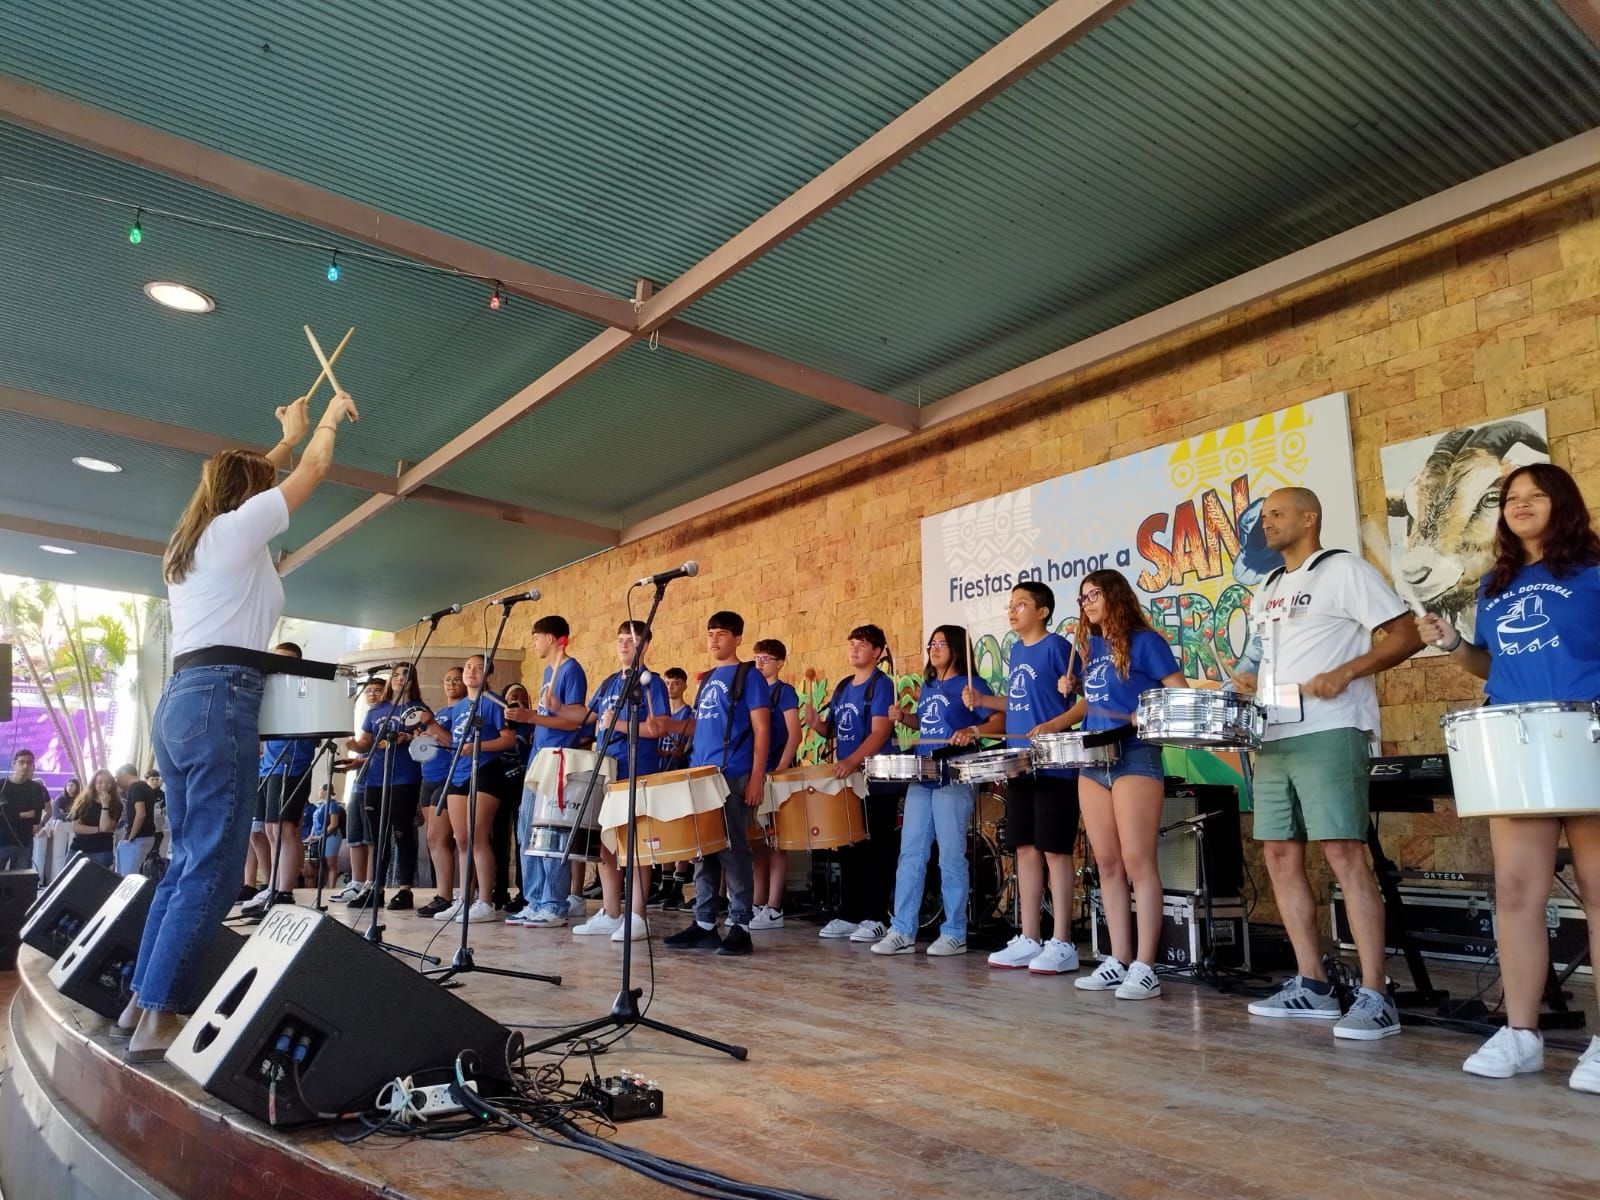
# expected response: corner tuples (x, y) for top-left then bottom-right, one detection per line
(1031, 731), (1120, 769)
(259, 673), (353, 739)
(1135, 688), (1264, 750)
(863, 754), (941, 784)
(1442, 702), (1600, 818)
(950, 748), (1033, 784)
(521, 747), (616, 862)
(602, 766), (732, 865)
(767, 764), (869, 851)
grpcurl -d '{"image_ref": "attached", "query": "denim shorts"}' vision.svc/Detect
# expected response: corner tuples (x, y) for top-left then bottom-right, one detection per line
(1079, 739), (1164, 791)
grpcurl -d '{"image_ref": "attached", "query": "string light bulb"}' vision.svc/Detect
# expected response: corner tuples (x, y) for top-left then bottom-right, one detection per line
(128, 208), (143, 245)
(488, 283), (504, 311)
(326, 252), (339, 282)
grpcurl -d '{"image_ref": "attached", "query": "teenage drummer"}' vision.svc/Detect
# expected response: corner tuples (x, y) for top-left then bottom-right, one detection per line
(871, 624), (1002, 957)
(802, 624), (898, 944)
(1049, 571), (1186, 1000)
(749, 639), (801, 931)
(1236, 487), (1420, 1041)
(962, 582), (1081, 974)
(1419, 463), (1600, 1092)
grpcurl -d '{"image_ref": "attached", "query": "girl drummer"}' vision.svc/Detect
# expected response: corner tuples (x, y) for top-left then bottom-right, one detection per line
(1420, 463), (1600, 1092)
(1057, 569), (1186, 1000)
(871, 624), (1002, 957)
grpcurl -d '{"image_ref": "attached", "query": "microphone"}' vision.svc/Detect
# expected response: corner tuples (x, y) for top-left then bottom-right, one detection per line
(634, 560), (698, 588)
(424, 604), (461, 623)
(496, 588), (542, 606)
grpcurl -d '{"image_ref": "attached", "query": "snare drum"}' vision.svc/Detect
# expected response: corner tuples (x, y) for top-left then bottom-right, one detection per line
(950, 748), (1033, 784)
(521, 747), (616, 862)
(1030, 731), (1120, 769)
(259, 672), (354, 739)
(1442, 702), (1600, 818)
(1135, 688), (1264, 750)
(601, 766), (732, 865)
(766, 764), (869, 851)
(863, 755), (941, 784)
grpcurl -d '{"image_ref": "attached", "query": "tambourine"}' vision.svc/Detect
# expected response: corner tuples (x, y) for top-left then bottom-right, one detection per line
(408, 737), (439, 764)
(402, 704), (433, 730)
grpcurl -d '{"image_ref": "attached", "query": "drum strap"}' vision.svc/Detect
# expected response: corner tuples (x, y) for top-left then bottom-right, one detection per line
(721, 661), (756, 769)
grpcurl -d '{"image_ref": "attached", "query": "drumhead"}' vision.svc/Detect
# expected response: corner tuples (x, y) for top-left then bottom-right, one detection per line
(1442, 700), (1600, 726)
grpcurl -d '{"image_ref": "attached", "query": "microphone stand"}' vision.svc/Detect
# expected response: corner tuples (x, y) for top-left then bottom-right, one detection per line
(523, 579), (747, 1060)
(429, 598), (560, 989)
(310, 738), (341, 912)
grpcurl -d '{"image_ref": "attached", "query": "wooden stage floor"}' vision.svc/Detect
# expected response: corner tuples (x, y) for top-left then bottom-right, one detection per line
(13, 894), (1600, 1200)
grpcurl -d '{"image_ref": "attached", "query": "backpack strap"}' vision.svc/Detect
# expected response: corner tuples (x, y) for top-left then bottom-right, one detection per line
(720, 661), (756, 768)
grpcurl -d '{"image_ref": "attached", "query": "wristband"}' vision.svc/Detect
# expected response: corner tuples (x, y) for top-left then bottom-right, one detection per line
(1440, 632), (1464, 653)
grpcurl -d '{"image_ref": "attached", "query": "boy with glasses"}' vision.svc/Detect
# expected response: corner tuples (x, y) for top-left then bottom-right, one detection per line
(749, 639), (801, 930)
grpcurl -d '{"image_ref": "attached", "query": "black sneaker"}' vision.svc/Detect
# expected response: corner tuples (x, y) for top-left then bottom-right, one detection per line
(344, 884), (373, 908)
(716, 925), (753, 957)
(416, 895), (453, 919)
(237, 883), (264, 904)
(504, 894), (526, 915)
(386, 888), (414, 911)
(653, 879), (682, 911)
(663, 921), (722, 951)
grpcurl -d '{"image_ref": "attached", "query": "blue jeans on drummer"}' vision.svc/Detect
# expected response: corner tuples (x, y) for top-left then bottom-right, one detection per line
(1080, 740), (1164, 791)
(891, 781), (975, 941)
(133, 665), (263, 1012)
(517, 787), (571, 915)
(693, 774), (754, 929)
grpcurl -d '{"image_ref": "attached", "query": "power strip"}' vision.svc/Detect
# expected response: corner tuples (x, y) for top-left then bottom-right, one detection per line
(414, 1079), (478, 1118)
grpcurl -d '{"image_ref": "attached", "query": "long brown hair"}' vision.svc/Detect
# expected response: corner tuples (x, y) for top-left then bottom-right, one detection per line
(387, 664), (423, 705)
(164, 449), (278, 583)
(1483, 463), (1600, 598)
(72, 769), (123, 824)
(1078, 570), (1151, 678)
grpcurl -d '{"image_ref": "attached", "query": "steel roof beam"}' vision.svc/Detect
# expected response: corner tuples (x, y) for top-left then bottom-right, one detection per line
(1557, 1), (1600, 48)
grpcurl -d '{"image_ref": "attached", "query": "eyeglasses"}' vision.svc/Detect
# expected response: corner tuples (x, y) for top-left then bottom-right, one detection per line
(926, 640), (949, 650)
(1006, 601), (1034, 613)
(753, 654), (779, 665)
(1078, 589), (1103, 604)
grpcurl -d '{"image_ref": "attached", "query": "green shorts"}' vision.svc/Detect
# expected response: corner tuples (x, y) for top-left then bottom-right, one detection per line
(1251, 727), (1370, 842)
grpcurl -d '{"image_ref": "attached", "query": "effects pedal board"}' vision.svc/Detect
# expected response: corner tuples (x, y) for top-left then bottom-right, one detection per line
(582, 1070), (664, 1122)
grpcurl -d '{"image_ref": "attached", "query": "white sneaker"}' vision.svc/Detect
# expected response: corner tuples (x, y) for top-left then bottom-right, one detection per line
(819, 919), (859, 939)
(987, 935), (1042, 969)
(457, 900), (497, 923)
(870, 930), (916, 955)
(1463, 1027), (1543, 1079)
(748, 906), (784, 930)
(431, 898), (464, 923)
(1570, 1036), (1600, 1093)
(574, 911), (624, 937)
(238, 889), (272, 915)
(926, 935), (967, 956)
(520, 907), (567, 928)
(1115, 960), (1162, 1000)
(1027, 938), (1080, 975)
(566, 893), (587, 917)
(850, 919), (887, 943)
(329, 881), (359, 902)
(610, 914), (648, 943)
(1074, 956), (1127, 991)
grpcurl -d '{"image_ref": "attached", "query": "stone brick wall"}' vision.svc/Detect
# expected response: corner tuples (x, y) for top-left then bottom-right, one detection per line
(406, 170), (1600, 913)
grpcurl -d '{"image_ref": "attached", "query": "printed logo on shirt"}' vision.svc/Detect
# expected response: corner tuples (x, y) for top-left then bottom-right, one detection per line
(1493, 592), (1563, 655)
(919, 694), (951, 736)
(696, 679), (729, 718)
(1008, 662), (1037, 709)
(1260, 589), (1314, 623)
(834, 701), (862, 740)
(1083, 658), (1112, 692)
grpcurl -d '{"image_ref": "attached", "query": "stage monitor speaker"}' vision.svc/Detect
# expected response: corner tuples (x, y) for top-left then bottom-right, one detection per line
(0, 869), (38, 970)
(168, 905), (513, 1126)
(1158, 782), (1243, 899)
(20, 855), (117, 960)
(47, 873), (243, 1019)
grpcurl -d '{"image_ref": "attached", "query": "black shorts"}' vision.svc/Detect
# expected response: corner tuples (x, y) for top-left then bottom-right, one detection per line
(264, 772), (312, 825)
(1004, 772), (1080, 855)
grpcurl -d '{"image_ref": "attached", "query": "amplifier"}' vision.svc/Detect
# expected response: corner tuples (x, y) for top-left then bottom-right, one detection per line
(1089, 888), (1249, 971)
(1158, 782), (1242, 898)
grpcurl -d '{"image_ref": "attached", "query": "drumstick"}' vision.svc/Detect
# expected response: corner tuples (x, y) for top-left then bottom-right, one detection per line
(303, 325), (348, 400)
(302, 326), (353, 399)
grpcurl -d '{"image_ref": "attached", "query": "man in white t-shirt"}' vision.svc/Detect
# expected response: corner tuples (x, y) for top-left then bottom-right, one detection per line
(1235, 487), (1421, 1043)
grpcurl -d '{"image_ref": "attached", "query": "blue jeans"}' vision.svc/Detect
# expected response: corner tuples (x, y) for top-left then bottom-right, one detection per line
(133, 665), (263, 1012)
(891, 782), (975, 940)
(693, 775), (754, 928)
(517, 788), (574, 914)
(0, 844), (31, 871)
(115, 838), (154, 875)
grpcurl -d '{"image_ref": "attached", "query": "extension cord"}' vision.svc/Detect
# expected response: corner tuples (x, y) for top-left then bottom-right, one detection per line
(414, 1079), (478, 1118)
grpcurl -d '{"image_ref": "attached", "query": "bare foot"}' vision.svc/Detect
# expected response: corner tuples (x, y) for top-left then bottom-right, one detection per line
(116, 993), (140, 1032)
(126, 1009), (187, 1063)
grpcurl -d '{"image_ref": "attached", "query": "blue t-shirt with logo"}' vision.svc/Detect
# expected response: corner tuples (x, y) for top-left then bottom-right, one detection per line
(1473, 562), (1600, 705)
(690, 663), (771, 778)
(259, 737), (317, 778)
(659, 703), (693, 763)
(590, 669), (672, 780)
(1081, 630), (1182, 746)
(361, 701), (422, 787)
(832, 672), (893, 762)
(531, 659), (589, 755)
(1006, 633), (1076, 778)
(766, 681), (800, 772)
(916, 674), (993, 758)
(439, 692), (509, 787)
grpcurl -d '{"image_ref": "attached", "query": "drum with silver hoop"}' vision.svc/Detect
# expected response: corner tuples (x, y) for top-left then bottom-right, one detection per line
(1030, 730), (1120, 769)
(1134, 688), (1264, 750)
(521, 747), (616, 862)
(765, 763), (869, 851)
(863, 754), (941, 784)
(259, 667), (354, 739)
(950, 747), (1033, 784)
(602, 766), (732, 865)
(1442, 702), (1600, 818)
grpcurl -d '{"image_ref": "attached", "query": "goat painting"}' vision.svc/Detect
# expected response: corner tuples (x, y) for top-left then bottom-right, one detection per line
(1381, 416), (1550, 643)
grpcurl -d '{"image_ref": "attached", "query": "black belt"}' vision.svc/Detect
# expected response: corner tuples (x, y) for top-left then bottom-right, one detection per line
(172, 645), (338, 680)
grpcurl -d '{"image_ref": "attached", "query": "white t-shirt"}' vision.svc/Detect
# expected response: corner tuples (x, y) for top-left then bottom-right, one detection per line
(1254, 550), (1409, 741)
(169, 488), (290, 658)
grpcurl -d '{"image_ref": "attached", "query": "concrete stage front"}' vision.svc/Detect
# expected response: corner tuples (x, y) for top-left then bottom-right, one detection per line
(2, 898), (1596, 1200)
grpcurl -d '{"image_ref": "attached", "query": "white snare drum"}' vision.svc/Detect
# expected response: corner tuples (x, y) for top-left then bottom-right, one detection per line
(521, 747), (616, 861)
(950, 748), (1033, 784)
(1442, 702), (1600, 818)
(1031, 730), (1120, 769)
(863, 754), (940, 783)
(259, 673), (353, 739)
(1135, 688), (1264, 750)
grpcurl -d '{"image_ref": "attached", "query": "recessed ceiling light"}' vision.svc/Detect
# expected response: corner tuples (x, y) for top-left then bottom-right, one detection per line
(39, 544), (77, 556)
(72, 456), (123, 474)
(142, 281), (215, 313)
